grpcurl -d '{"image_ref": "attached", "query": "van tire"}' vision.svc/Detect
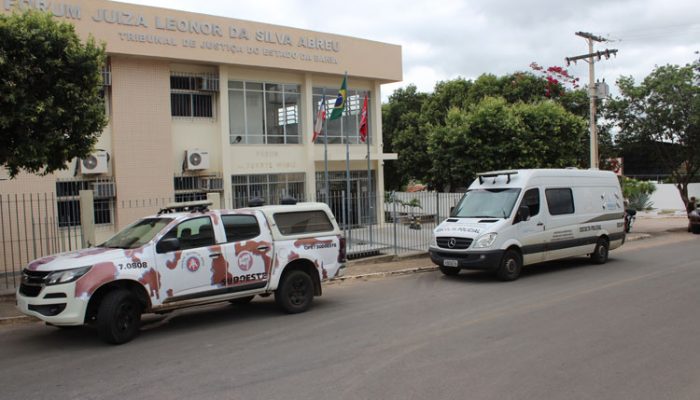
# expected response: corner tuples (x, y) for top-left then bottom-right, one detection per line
(439, 266), (461, 276)
(96, 289), (142, 345)
(496, 249), (522, 281)
(591, 237), (609, 264)
(275, 270), (314, 314)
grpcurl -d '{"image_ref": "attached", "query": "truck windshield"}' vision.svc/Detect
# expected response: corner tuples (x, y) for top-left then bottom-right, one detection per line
(451, 188), (521, 219)
(100, 217), (173, 249)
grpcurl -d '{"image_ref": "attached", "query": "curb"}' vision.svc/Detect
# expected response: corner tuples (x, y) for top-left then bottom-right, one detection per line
(0, 316), (38, 326)
(331, 265), (438, 283)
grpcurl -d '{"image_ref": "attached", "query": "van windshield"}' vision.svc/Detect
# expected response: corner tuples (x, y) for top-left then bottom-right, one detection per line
(451, 188), (521, 219)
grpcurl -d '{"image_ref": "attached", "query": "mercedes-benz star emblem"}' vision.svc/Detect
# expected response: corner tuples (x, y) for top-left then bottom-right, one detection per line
(448, 238), (457, 248)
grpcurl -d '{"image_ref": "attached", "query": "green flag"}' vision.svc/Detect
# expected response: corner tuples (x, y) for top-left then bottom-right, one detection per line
(329, 75), (347, 120)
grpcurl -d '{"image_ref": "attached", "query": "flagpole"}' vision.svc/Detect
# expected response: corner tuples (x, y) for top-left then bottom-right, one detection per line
(343, 72), (351, 243)
(365, 92), (373, 246)
(322, 88), (329, 204)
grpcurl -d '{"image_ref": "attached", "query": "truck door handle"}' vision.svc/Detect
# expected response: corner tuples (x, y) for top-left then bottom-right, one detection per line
(257, 245), (270, 251)
(537, 222), (544, 227)
(209, 253), (222, 258)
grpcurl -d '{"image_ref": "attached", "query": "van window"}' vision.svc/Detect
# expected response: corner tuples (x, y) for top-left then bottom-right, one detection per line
(274, 210), (334, 235)
(222, 215), (260, 242)
(521, 188), (540, 216)
(545, 188), (575, 215)
(451, 188), (521, 219)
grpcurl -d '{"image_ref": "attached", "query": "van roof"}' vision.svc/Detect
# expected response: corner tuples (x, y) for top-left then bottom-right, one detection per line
(472, 168), (618, 188)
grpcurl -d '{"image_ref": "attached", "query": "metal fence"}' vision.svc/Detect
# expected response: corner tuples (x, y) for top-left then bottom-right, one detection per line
(0, 190), (466, 289)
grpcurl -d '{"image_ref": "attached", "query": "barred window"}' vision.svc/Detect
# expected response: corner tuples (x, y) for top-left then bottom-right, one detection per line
(312, 87), (371, 144)
(170, 73), (217, 118)
(231, 173), (305, 208)
(228, 81), (301, 144)
(55, 180), (114, 227)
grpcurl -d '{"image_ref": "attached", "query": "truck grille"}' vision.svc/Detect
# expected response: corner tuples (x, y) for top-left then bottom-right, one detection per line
(436, 237), (473, 250)
(19, 270), (49, 297)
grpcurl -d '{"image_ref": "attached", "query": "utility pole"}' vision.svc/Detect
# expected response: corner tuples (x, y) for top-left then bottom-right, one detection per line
(565, 32), (617, 169)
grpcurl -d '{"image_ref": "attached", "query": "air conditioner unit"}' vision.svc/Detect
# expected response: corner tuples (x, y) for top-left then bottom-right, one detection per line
(185, 149), (210, 171)
(92, 181), (116, 198)
(80, 153), (109, 174)
(199, 177), (223, 191)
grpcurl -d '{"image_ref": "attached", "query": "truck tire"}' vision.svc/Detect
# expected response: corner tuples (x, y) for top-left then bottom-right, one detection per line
(96, 289), (142, 345)
(439, 266), (460, 276)
(275, 270), (314, 314)
(496, 249), (522, 281)
(590, 237), (609, 264)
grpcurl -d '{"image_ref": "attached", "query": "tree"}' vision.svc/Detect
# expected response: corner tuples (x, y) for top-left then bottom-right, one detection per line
(0, 10), (107, 178)
(426, 97), (586, 190)
(381, 85), (428, 190)
(608, 60), (700, 206)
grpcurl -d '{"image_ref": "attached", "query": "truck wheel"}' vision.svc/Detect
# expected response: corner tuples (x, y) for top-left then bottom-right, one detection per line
(591, 237), (609, 264)
(275, 270), (314, 314)
(96, 289), (142, 345)
(229, 295), (255, 305)
(439, 266), (460, 276)
(496, 249), (522, 281)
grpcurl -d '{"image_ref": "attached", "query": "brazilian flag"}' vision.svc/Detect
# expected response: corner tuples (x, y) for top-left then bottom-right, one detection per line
(329, 75), (347, 120)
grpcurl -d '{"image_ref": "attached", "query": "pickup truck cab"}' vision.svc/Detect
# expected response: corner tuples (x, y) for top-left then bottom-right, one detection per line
(17, 200), (346, 344)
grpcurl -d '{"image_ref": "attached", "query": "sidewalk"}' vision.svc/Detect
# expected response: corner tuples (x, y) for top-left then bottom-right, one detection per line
(0, 215), (692, 325)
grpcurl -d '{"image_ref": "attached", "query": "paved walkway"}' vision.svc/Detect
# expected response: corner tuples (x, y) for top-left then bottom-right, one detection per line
(1, 215), (693, 325)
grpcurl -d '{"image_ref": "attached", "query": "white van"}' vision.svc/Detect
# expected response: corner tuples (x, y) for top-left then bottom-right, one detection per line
(429, 169), (625, 281)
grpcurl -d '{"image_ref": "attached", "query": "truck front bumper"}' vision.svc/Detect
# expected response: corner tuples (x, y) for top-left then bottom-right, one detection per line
(16, 282), (88, 326)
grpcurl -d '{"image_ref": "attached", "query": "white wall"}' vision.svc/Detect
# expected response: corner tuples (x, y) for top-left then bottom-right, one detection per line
(648, 183), (700, 210)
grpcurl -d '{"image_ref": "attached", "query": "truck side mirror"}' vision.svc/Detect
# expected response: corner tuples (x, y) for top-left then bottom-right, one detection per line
(156, 237), (180, 253)
(515, 205), (530, 223)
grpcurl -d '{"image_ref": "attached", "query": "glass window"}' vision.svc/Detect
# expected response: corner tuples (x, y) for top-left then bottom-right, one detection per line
(222, 215), (261, 242)
(274, 210), (334, 235)
(161, 217), (216, 250)
(312, 87), (371, 144)
(451, 188), (521, 219)
(170, 73), (215, 118)
(520, 188), (540, 217)
(229, 80), (301, 144)
(545, 188), (575, 215)
(102, 218), (172, 249)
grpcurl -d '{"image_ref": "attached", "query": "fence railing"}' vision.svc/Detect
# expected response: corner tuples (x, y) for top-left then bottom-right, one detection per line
(0, 190), (466, 289)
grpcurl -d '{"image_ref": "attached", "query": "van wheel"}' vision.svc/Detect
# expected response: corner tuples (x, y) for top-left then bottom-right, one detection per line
(275, 270), (313, 314)
(96, 289), (142, 345)
(591, 237), (609, 264)
(496, 249), (522, 281)
(229, 295), (255, 305)
(439, 266), (460, 276)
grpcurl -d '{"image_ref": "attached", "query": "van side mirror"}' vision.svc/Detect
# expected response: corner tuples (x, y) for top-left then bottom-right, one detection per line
(515, 206), (531, 223)
(156, 237), (180, 253)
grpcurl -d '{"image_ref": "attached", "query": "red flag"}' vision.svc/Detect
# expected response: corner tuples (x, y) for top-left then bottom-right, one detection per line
(359, 95), (368, 143)
(312, 98), (326, 142)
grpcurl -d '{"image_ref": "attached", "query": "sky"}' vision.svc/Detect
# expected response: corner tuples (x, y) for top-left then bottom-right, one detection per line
(121, 0), (700, 101)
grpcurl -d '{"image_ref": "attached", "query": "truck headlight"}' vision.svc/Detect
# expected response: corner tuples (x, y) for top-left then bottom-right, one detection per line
(45, 266), (92, 285)
(473, 233), (497, 249)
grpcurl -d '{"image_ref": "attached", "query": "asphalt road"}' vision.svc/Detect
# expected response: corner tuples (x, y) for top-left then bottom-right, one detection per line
(1, 233), (698, 400)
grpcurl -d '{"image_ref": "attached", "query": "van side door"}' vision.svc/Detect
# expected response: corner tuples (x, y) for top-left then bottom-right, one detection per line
(543, 187), (578, 261)
(515, 188), (546, 265)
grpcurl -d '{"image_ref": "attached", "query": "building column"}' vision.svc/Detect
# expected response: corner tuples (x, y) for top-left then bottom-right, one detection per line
(302, 73), (317, 202)
(218, 67), (232, 208)
(373, 80), (386, 225)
